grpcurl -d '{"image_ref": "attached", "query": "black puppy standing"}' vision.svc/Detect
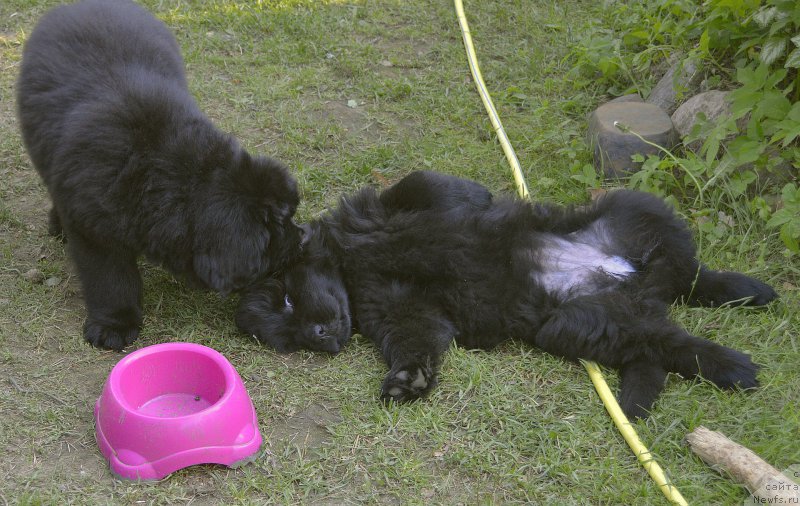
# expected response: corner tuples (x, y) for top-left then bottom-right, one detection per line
(17, 0), (304, 350)
(237, 171), (778, 419)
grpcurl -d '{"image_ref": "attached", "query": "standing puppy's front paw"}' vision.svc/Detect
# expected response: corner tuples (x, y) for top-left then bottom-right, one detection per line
(84, 321), (140, 351)
(380, 363), (435, 403)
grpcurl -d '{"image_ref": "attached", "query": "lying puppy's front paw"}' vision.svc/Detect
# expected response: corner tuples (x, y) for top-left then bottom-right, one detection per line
(380, 364), (435, 403)
(84, 321), (139, 351)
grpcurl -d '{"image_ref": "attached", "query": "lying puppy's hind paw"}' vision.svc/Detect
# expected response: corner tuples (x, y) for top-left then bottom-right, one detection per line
(700, 348), (760, 391)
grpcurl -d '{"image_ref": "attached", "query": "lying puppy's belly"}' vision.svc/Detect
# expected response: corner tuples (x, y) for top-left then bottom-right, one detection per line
(532, 233), (635, 301)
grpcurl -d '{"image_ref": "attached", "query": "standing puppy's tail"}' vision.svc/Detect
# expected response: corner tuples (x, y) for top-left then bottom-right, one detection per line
(687, 267), (778, 307)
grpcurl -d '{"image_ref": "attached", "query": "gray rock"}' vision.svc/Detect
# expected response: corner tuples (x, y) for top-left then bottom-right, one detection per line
(672, 90), (794, 185)
(671, 90), (731, 140)
(647, 57), (701, 114)
(588, 101), (678, 179)
(44, 276), (62, 287)
(671, 89), (749, 152)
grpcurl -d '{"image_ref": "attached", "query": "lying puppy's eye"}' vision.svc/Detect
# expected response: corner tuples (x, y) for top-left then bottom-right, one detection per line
(284, 294), (293, 309)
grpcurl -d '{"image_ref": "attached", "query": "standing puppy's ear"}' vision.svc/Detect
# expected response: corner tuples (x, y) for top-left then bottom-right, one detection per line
(193, 153), (302, 293)
(299, 223), (312, 249)
(193, 202), (269, 294)
(259, 200), (306, 272)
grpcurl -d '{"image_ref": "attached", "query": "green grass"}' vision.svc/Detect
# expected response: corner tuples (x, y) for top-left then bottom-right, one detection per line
(1, 1), (797, 504)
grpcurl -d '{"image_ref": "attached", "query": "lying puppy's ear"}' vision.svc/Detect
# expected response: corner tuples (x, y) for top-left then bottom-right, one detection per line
(236, 277), (301, 353)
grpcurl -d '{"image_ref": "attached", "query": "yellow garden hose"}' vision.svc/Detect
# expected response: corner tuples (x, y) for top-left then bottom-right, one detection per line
(453, 1), (689, 504)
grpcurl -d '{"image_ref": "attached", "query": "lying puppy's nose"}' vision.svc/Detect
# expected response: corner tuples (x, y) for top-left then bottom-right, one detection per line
(306, 324), (342, 354)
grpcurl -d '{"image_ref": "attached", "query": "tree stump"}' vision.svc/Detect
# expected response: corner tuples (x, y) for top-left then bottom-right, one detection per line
(587, 101), (677, 179)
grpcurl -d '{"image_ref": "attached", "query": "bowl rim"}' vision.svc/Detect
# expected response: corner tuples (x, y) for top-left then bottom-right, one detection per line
(107, 342), (240, 420)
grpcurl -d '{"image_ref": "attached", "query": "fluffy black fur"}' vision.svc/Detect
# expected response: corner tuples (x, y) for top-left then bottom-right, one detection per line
(237, 171), (778, 419)
(17, 0), (304, 350)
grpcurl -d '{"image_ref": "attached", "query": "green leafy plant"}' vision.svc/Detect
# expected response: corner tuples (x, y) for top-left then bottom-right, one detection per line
(767, 182), (800, 251)
(567, 0), (800, 253)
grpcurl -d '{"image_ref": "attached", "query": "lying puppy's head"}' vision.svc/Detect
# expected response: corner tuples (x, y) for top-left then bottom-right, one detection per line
(191, 150), (305, 294)
(236, 224), (351, 354)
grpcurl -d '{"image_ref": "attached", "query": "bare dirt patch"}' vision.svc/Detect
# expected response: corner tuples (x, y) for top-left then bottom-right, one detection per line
(320, 100), (383, 142)
(266, 402), (343, 450)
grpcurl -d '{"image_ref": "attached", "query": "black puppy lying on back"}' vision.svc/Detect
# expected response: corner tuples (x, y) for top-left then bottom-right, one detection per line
(237, 171), (777, 418)
(17, 0), (304, 350)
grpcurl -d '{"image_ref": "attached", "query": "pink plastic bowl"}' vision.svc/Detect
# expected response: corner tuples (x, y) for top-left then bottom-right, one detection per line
(94, 343), (262, 480)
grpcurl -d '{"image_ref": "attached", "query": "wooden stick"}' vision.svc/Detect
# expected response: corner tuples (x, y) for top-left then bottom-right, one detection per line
(686, 426), (800, 502)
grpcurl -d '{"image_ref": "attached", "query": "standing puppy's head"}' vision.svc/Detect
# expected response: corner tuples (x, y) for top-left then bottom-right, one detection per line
(236, 224), (352, 354)
(192, 150), (305, 294)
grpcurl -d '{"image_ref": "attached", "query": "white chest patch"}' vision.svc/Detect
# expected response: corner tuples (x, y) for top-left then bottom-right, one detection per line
(532, 233), (635, 300)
